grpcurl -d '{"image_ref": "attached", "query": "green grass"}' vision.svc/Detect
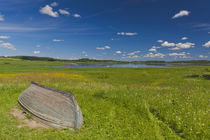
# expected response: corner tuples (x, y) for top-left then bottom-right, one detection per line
(0, 58), (209, 139)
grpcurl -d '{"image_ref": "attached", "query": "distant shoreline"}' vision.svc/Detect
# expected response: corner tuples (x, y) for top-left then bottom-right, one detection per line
(0, 56), (210, 65)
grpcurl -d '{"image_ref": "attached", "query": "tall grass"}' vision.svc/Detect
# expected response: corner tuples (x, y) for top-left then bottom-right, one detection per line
(0, 59), (209, 139)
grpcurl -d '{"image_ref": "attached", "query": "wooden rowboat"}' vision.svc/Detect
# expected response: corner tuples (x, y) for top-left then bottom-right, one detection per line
(18, 81), (83, 130)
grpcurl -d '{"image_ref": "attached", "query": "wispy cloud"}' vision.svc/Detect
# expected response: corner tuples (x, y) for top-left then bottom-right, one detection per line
(0, 25), (52, 32)
(122, 51), (141, 59)
(0, 36), (10, 39)
(0, 14), (4, 21)
(192, 23), (210, 31)
(117, 32), (138, 36)
(143, 53), (165, 58)
(40, 5), (59, 18)
(34, 51), (40, 54)
(0, 42), (16, 50)
(127, 51), (141, 56)
(51, 2), (58, 7)
(169, 52), (187, 56)
(193, 23), (210, 28)
(122, 55), (140, 59)
(96, 45), (111, 50)
(169, 52), (191, 59)
(53, 39), (64, 42)
(82, 51), (88, 57)
(59, 9), (70, 15)
(199, 55), (208, 58)
(172, 10), (190, 19)
(96, 47), (105, 50)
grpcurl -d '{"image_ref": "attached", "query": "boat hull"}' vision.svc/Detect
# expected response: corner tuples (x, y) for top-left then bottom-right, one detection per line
(18, 81), (83, 129)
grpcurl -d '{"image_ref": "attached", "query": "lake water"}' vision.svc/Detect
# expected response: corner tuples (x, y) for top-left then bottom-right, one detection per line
(55, 63), (175, 68)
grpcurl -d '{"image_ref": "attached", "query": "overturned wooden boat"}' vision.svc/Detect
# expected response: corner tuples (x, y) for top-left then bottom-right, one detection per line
(18, 81), (83, 130)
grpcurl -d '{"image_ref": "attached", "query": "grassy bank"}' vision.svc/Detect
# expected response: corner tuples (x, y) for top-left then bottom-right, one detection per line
(0, 58), (209, 139)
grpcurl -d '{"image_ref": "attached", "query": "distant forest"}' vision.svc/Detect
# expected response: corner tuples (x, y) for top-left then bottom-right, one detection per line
(0, 56), (210, 64)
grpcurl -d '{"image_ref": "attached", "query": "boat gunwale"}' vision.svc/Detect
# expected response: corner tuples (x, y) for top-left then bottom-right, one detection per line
(18, 81), (82, 130)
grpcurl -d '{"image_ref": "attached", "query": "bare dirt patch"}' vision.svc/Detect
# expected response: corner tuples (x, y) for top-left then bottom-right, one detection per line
(11, 108), (49, 129)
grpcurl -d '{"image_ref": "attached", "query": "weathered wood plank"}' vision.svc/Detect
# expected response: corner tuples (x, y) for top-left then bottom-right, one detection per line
(18, 81), (83, 130)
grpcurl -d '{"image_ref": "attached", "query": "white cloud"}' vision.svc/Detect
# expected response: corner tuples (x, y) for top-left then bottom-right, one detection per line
(170, 42), (195, 50)
(40, 5), (59, 18)
(117, 32), (124, 35)
(162, 41), (195, 50)
(169, 52), (186, 56)
(116, 51), (122, 54)
(181, 37), (188, 40)
(73, 14), (81, 18)
(157, 40), (163, 43)
(96, 45), (111, 50)
(34, 51), (40, 54)
(96, 47), (105, 50)
(0, 42), (16, 50)
(153, 46), (161, 49)
(104, 46), (111, 49)
(53, 39), (64, 42)
(199, 55), (208, 58)
(161, 41), (176, 47)
(123, 55), (140, 59)
(143, 53), (165, 58)
(168, 52), (191, 59)
(176, 42), (195, 49)
(127, 51), (141, 56)
(149, 48), (156, 52)
(172, 10), (190, 19)
(181, 55), (191, 59)
(203, 41), (210, 48)
(208, 32), (210, 34)
(169, 47), (180, 50)
(59, 9), (70, 15)
(0, 36), (10, 39)
(149, 46), (160, 52)
(127, 55), (139, 58)
(125, 32), (138, 36)
(0, 14), (4, 21)
(117, 32), (138, 36)
(131, 55), (139, 58)
(51, 2), (58, 7)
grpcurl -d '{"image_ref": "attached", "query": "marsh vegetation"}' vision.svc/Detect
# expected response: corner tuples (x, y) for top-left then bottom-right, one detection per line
(0, 58), (209, 139)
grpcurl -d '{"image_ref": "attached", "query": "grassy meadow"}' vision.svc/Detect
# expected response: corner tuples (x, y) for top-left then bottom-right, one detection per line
(0, 58), (209, 139)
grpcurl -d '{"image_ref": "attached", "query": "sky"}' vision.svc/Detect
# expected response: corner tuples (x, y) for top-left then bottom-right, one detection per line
(0, 0), (209, 61)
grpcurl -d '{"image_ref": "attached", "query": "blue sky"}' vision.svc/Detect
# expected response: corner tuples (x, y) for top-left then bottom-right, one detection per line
(0, 0), (209, 60)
